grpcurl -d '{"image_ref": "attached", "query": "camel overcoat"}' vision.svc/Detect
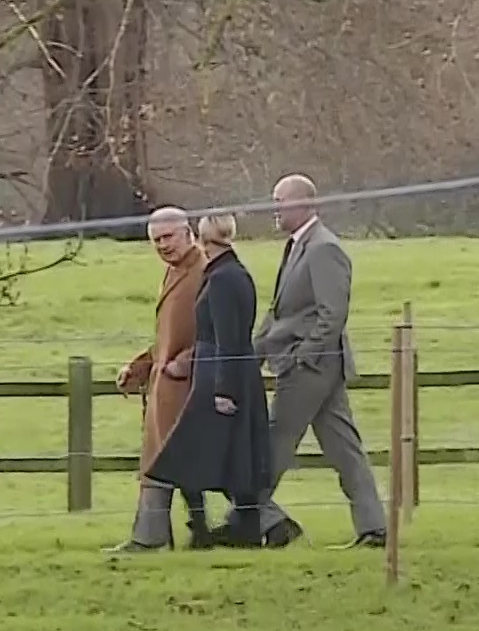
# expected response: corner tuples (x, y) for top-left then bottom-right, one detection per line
(132, 245), (207, 481)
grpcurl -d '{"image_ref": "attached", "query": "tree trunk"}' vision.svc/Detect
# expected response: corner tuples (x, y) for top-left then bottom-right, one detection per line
(41, 0), (150, 238)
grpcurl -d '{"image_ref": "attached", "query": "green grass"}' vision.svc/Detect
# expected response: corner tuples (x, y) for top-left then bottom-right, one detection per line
(1, 237), (479, 630)
(2, 468), (479, 630)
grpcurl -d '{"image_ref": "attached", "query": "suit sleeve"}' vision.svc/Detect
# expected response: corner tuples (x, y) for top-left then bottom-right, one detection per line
(207, 272), (240, 403)
(295, 243), (351, 367)
(253, 307), (273, 360)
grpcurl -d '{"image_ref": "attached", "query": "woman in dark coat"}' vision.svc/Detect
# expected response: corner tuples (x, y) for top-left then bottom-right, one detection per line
(146, 213), (271, 548)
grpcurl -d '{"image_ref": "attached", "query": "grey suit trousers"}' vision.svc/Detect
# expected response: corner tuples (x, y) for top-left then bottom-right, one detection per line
(226, 359), (386, 537)
(132, 479), (173, 547)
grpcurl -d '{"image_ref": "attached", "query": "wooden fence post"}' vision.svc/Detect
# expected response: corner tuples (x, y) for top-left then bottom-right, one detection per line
(400, 321), (415, 524)
(402, 300), (419, 509)
(386, 325), (402, 586)
(413, 348), (419, 506)
(67, 356), (93, 512)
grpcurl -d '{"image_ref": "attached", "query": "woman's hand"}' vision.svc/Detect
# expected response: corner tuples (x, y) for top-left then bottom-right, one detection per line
(162, 358), (188, 380)
(215, 396), (237, 416)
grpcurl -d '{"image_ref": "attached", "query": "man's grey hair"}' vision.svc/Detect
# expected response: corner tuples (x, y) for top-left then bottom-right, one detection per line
(274, 174), (317, 199)
(147, 206), (190, 240)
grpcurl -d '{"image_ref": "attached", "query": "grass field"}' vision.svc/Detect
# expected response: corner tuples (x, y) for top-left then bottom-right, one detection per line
(1, 236), (479, 630)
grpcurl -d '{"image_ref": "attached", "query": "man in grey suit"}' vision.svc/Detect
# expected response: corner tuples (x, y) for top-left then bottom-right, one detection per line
(212, 173), (386, 549)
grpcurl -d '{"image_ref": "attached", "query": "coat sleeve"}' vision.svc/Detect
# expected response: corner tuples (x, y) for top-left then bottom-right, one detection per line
(294, 243), (351, 368)
(207, 271), (241, 403)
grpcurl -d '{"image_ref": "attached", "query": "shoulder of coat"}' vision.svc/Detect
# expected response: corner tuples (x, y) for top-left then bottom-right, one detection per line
(308, 225), (347, 254)
(211, 259), (246, 289)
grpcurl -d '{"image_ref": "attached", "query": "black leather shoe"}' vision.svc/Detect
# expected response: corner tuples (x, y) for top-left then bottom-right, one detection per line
(210, 523), (233, 546)
(210, 523), (263, 549)
(265, 518), (303, 549)
(353, 530), (386, 548)
(187, 530), (214, 550)
(187, 514), (214, 550)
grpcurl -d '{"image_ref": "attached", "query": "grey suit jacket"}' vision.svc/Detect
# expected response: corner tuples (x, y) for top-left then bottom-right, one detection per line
(255, 221), (356, 380)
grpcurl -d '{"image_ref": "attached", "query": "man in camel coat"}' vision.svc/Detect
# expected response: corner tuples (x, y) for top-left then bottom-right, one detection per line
(106, 206), (207, 553)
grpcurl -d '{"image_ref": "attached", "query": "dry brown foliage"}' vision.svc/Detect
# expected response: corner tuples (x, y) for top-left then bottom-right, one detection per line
(0, 0), (479, 236)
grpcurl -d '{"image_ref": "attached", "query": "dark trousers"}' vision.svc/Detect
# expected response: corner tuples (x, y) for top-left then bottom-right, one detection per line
(182, 490), (205, 515)
(232, 495), (261, 545)
(182, 490), (208, 531)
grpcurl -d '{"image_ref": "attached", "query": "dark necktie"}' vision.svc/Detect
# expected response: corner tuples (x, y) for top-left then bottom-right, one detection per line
(273, 237), (294, 300)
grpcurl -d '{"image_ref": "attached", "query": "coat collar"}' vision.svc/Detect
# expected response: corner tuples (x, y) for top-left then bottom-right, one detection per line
(291, 215), (319, 245)
(204, 247), (238, 275)
(156, 245), (203, 315)
(197, 248), (239, 296)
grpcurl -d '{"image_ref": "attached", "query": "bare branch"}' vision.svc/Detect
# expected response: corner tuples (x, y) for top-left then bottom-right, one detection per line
(0, 170), (29, 180)
(0, 0), (65, 51)
(0, 240), (83, 284)
(0, 238), (84, 307)
(7, 0), (66, 78)
(105, 0), (136, 178)
(194, 0), (243, 115)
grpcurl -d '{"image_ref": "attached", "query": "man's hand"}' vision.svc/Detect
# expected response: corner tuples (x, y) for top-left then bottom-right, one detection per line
(116, 363), (132, 397)
(163, 358), (188, 380)
(215, 396), (237, 416)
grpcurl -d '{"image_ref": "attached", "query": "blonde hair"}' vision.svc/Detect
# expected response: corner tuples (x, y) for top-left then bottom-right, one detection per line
(198, 214), (237, 245)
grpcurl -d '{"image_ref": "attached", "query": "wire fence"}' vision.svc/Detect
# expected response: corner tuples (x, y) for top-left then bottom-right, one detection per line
(1, 324), (479, 522)
(1, 174), (479, 241)
(3, 472), (479, 522)
(2, 322), (479, 346)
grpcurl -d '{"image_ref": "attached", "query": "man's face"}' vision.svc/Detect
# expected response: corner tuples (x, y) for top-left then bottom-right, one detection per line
(149, 221), (191, 265)
(273, 183), (303, 233)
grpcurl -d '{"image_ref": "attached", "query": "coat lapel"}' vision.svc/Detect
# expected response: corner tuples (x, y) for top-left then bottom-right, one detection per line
(156, 268), (188, 314)
(272, 223), (317, 309)
(155, 246), (202, 315)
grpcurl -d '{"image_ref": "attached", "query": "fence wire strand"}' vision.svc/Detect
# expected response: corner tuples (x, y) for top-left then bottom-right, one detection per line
(3, 496), (479, 523)
(2, 174), (479, 241)
(1, 323), (479, 347)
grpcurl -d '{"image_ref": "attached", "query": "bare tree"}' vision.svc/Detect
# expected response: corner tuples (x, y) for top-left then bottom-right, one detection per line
(39, 0), (151, 232)
(3, 0), (479, 239)
(0, 0), (86, 302)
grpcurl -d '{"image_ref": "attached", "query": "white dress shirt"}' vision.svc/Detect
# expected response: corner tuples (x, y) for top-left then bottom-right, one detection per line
(288, 215), (318, 261)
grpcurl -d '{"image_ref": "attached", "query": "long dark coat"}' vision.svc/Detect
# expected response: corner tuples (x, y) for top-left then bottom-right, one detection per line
(145, 248), (271, 498)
